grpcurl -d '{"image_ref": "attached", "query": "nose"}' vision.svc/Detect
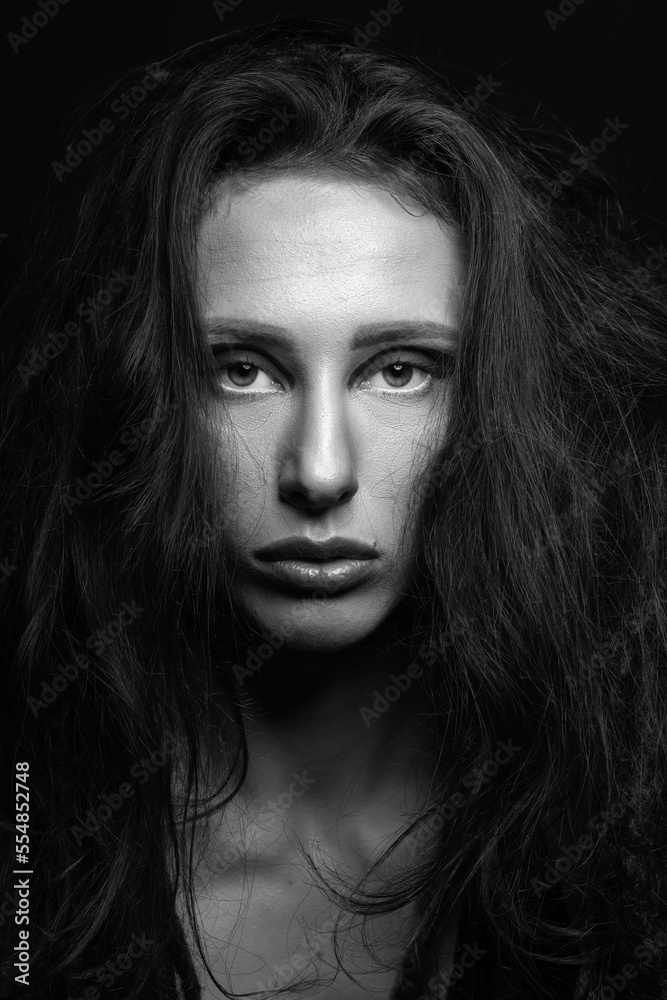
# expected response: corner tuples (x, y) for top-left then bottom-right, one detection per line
(278, 384), (359, 512)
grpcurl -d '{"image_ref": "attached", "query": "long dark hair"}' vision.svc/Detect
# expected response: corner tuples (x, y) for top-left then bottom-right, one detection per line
(1, 17), (666, 1000)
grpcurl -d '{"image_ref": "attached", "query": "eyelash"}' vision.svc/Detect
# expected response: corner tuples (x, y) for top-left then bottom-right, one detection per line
(212, 348), (454, 399)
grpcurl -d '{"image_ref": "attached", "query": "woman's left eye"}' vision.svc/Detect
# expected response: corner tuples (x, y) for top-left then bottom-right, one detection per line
(362, 361), (429, 392)
(360, 353), (447, 394)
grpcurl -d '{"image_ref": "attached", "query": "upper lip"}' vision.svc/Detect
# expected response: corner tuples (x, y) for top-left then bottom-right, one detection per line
(255, 536), (379, 561)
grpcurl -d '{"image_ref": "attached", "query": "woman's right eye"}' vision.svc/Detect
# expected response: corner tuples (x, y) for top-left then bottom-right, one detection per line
(223, 361), (274, 389)
(213, 352), (283, 393)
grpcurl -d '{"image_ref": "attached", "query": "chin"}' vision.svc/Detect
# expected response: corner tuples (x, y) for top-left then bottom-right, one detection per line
(237, 587), (395, 652)
(279, 625), (371, 652)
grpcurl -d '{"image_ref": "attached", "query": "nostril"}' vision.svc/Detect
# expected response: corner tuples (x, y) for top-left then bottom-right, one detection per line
(337, 487), (356, 505)
(279, 485), (356, 511)
(281, 489), (311, 508)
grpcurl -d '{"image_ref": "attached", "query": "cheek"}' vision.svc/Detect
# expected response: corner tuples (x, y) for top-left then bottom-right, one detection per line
(364, 411), (443, 495)
(360, 417), (442, 550)
(213, 411), (274, 511)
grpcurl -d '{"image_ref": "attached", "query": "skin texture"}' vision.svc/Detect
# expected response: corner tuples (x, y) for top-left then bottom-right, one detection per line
(191, 173), (464, 997)
(197, 170), (462, 653)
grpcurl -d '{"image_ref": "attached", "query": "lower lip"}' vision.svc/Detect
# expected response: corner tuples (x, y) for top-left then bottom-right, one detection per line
(256, 558), (376, 594)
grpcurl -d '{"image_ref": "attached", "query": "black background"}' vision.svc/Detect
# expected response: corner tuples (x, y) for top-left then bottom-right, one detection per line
(2, 0), (666, 295)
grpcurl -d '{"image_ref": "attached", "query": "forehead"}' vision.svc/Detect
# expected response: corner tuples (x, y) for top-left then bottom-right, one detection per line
(195, 172), (463, 326)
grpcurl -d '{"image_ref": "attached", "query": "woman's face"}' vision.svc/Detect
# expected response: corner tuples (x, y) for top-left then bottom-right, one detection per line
(196, 172), (462, 651)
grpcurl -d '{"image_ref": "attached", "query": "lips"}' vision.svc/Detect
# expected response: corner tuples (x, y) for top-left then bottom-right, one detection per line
(255, 536), (379, 561)
(254, 536), (379, 594)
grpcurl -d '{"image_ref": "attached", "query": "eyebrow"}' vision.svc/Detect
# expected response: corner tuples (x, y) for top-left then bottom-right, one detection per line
(204, 318), (459, 350)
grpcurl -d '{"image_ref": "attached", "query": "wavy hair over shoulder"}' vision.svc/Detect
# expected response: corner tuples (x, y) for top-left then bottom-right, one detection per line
(1, 17), (667, 1000)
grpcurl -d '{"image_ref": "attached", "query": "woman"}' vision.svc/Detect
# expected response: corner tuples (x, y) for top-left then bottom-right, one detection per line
(1, 17), (666, 1000)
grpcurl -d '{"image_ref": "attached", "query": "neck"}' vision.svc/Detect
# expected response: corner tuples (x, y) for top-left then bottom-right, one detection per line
(233, 616), (428, 807)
